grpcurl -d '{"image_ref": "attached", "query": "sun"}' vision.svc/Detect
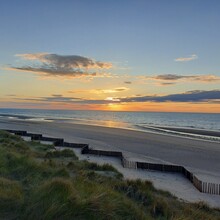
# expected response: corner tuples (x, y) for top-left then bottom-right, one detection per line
(107, 103), (122, 111)
(104, 97), (122, 111)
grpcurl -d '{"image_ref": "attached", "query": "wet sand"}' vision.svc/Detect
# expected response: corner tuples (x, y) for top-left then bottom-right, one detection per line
(153, 126), (220, 137)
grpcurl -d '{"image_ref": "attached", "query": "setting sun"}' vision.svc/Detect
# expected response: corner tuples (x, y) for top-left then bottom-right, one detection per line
(107, 103), (122, 111)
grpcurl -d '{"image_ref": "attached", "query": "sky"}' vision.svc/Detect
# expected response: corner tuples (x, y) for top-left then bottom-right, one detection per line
(0, 0), (220, 113)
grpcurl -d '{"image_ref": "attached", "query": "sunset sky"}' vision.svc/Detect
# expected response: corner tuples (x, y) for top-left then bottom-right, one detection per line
(0, 0), (220, 112)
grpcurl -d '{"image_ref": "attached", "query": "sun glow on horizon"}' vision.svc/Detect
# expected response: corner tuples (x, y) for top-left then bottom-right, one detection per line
(107, 103), (123, 111)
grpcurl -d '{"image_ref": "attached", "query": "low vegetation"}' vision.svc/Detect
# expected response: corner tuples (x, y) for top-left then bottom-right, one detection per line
(45, 148), (78, 159)
(0, 130), (220, 219)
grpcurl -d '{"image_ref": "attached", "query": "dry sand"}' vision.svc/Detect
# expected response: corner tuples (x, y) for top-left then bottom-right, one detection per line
(1, 117), (220, 207)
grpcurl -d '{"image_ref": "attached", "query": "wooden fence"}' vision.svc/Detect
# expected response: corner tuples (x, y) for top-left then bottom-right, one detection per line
(1, 129), (219, 195)
(81, 146), (123, 158)
(122, 157), (137, 169)
(202, 182), (220, 194)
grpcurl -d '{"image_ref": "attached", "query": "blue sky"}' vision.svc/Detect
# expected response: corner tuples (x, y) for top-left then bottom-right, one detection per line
(0, 0), (220, 112)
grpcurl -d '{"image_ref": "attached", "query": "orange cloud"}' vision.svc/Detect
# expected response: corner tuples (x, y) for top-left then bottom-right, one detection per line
(68, 87), (129, 95)
(8, 53), (113, 79)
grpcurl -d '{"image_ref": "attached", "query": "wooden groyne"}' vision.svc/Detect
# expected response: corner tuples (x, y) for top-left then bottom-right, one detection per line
(1, 129), (219, 195)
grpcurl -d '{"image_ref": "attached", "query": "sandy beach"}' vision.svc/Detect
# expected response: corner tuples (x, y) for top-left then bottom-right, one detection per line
(0, 117), (220, 207)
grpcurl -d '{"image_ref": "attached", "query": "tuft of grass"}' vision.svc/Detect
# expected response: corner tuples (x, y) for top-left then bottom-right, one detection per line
(24, 177), (149, 220)
(0, 177), (23, 218)
(24, 178), (79, 219)
(114, 179), (154, 207)
(28, 141), (55, 153)
(150, 197), (171, 218)
(45, 149), (78, 160)
(82, 161), (123, 179)
(194, 201), (211, 212)
(0, 136), (29, 154)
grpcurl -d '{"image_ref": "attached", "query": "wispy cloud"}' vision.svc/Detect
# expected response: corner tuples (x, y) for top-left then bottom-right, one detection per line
(159, 82), (176, 86)
(7, 53), (113, 79)
(156, 74), (220, 82)
(154, 74), (193, 81)
(191, 74), (220, 82)
(14, 90), (220, 105)
(175, 54), (198, 62)
(142, 74), (220, 86)
(15, 94), (115, 105)
(119, 90), (220, 103)
(6, 94), (17, 97)
(68, 87), (129, 94)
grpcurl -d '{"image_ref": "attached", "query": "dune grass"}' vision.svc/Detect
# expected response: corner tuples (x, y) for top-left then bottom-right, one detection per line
(45, 148), (78, 159)
(0, 130), (219, 220)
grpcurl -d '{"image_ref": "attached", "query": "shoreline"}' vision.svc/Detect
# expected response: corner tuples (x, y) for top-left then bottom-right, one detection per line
(1, 117), (220, 207)
(1, 113), (220, 142)
(153, 126), (220, 137)
(136, 125), (220, 143)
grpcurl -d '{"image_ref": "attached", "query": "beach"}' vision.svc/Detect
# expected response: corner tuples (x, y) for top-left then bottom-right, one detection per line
(0, 117), (220, 207)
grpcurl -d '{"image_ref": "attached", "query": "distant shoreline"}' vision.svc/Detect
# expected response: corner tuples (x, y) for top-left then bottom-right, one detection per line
(1, 113), (220, 142)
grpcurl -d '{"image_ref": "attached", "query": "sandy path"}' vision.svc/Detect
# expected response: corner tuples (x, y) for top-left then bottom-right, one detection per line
(70, 148), (220, 208)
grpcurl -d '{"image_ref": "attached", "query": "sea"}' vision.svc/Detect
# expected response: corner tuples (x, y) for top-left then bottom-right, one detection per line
(0, 109), (219, 135)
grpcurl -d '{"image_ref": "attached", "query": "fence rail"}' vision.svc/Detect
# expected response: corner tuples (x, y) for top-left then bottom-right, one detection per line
(1, 129), (220, 195)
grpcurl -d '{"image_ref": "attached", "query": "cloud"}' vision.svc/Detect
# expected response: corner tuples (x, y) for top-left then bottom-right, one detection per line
(16, 53), (49, 61)
(209, 100), (220, 104)
(14, 90), (220, 105)
(192, 75), (220, 82)
(175, 54), (198, 62)
(159, 82), (176, 86)
(15, 53), (112, 69)
(6, 94), (17, 97)
(143, 74), (220, 85)
(93, 87), (129, 94)
(14, 94), (116, 105)
(8, 53), (113, 78)
(154, 74), (193, 81)
(15, 95), (86, 104)
(119, 90), (220, 103)
(124, 81), (132, 84)
(68, 87), (129, 94)
(8, 66), (96, 78)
